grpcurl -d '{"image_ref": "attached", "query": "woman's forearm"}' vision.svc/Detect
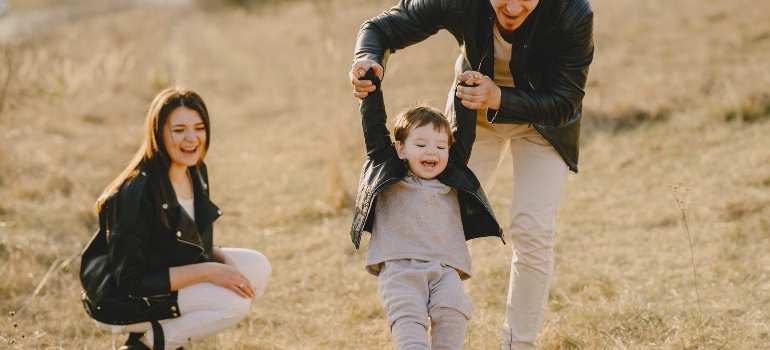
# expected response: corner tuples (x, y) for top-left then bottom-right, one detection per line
(168, 260), (255, 298)
(169, 263), (214, 291)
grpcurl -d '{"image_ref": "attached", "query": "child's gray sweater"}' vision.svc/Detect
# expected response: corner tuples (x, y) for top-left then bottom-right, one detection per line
(365, 172), (472, 280)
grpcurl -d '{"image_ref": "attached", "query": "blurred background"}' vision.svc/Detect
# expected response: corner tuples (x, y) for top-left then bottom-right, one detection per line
(0, 0), (768, 348)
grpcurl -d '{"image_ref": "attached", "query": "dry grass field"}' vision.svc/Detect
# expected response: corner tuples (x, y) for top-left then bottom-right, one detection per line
(1, 0), (769, 348)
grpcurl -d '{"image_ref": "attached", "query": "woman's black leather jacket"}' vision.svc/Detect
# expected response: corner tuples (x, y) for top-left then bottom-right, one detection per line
(80, 163), (223, 325)
(349, 70), (503, 249)
(354, 0), (594, 172)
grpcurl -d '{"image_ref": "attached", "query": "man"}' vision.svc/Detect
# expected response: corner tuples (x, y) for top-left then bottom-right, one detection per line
(349, 0), (594, 349)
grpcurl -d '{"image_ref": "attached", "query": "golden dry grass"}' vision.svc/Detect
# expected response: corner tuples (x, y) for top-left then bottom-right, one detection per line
(1, 0), (769, 348)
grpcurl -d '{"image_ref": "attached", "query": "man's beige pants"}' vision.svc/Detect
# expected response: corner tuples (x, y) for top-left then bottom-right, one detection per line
(467, 116), (568, 350)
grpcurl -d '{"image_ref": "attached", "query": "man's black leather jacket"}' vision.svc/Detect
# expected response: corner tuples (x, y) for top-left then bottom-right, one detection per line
(349, 70), (503, 249)
(354, 0), (594, 172)
(80, 163), (222, 325)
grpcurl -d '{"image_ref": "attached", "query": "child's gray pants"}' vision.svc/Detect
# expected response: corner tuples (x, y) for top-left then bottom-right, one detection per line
(378, 259), (474, 350)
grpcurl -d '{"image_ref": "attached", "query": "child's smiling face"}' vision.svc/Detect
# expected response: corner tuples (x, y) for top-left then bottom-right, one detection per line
(395, 123), (450, 179)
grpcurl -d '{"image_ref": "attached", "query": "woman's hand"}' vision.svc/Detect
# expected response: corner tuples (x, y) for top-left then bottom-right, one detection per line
(456, 70), (502, 110)
(169, 262), (255, 298)
(349, 59), (384, 98)
(206, 263), (256, 298)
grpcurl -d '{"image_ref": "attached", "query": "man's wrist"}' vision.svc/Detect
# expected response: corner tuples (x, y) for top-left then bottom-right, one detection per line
(491, 85), (502, 110)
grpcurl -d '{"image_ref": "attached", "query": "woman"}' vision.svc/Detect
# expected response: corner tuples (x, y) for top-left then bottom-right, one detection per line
(349, 0), (594, 348)
(80, 86), (271, 350)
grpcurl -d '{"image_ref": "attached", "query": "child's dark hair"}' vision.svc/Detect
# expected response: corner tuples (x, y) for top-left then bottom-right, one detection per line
(393, 106), (455, 145)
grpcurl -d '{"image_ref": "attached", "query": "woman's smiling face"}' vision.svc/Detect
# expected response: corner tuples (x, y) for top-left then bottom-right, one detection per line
(491, 0), (540, 32)
(162, 106), (207, 171)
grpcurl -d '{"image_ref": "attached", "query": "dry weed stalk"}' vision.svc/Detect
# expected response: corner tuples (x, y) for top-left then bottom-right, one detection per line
(5, 311), (25, 349)
(0, 47), (12, 121)
(669, 182), (704, 345)
(16, 249), (80, 316)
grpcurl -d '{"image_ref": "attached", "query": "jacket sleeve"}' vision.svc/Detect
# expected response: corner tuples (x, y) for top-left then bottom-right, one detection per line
(359, 69), (395, 160)
(109, 182), (172, 298)
(354, 0), (451, 69)
(491, 4), (594, 127)
(449, 81), (477, 165)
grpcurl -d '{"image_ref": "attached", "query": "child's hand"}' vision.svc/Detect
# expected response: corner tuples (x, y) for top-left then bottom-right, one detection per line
(350, 59), (384, 98)
(459, 70), (485, 86)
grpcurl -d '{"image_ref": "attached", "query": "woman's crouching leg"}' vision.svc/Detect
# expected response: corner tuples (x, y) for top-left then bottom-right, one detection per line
(105, 249), (271, 349)
(152, 248), (272, 349)
(223, 247), (272, 295)
(148, 281), (253, 348)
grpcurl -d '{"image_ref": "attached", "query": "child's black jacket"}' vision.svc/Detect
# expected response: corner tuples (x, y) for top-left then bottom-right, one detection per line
(349, 70), (504, 249)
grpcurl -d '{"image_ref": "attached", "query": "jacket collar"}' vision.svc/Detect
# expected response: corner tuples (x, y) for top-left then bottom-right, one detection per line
(159, 166), (202, 210)
(158, 165), (222, 237)
(191, 168), (222, 235)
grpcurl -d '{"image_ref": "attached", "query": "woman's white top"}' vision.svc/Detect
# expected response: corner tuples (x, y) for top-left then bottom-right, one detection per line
(178, 196), (195, 222)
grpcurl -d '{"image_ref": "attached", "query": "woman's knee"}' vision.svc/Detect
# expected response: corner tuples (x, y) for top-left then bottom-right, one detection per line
(225, 294), (252, 320)
(224, 248), (272, 294)
(200, 289), (252, 319)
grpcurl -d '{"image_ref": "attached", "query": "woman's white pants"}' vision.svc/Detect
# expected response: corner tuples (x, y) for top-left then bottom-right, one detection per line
(97, 248), (271, 349)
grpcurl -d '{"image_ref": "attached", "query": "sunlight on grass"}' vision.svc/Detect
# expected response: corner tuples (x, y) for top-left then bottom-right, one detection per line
(0, 0), (769, 348)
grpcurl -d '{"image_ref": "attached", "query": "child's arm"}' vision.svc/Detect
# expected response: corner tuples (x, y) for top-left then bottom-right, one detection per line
(448, 71), (483, 165)
(359, 68), (394, 160)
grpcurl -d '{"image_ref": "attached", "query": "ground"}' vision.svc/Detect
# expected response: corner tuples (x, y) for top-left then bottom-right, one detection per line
(0, 0), (769, 348)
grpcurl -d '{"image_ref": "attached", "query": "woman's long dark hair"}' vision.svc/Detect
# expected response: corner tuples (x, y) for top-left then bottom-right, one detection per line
(96, 86), (211, 228)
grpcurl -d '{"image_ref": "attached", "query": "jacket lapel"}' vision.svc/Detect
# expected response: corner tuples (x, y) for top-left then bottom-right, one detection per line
(191, 169), (221, 235)
(158, 167), (221, 252)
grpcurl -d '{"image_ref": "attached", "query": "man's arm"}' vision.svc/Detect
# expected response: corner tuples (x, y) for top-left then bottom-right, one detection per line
(455, 4), (594, 127)
(354, 0), (450, 69)
(351, 0), (451, 98)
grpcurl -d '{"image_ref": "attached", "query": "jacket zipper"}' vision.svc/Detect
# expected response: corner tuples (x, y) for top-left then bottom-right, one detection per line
(176, 239), (205, 261)
(477, 16), (493, 73)
(128, 293), (172, 306)
(478, 15), (501, 122)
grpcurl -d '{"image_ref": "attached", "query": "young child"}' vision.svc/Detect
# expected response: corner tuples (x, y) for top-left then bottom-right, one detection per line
(349, 68), (504, 349)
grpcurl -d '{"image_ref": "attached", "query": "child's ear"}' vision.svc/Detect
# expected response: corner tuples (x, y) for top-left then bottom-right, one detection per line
(395, 141), (406, 160)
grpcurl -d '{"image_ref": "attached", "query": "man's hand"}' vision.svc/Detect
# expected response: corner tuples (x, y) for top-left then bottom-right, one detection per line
(350, 59), (384, 98)
(456, 70), (502, 110)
